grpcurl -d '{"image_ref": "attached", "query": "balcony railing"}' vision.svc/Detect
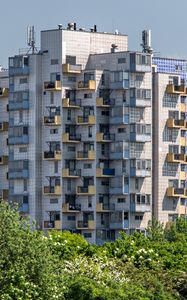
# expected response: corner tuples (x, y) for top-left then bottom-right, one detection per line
(130, 168), (151, 177)
(62, 168), (81, 178)
(62, 203), (81, 212)
(0, 122), (8, 131)
(43, 150), (61, 160)
(130, 132), (151, 142)
(96, 203), (115, 212)
(76, 115), (96, 125)
(96, 97), (115, 107)
(62, 98), (81, 108)
(167, 187), (187, 198)
(96, 168), (115, 177)
(43, 220), (62, 230)
(130, 203), (151, 212)
(96, 133), (115, 142)
(0, 189), (8, 200)
(76, 185), (96, 195)
(166, 118), (186, 129)
(166, 83), (186, 95)
(43, 185), (61, 195)
(76, 150), (95, 160)
(44, 80), (61, 91)
(63, 63), (81, 74)
(62, 133), (81, 143)
(0, 155), (8, 165)
(9, 99), (29, 111)
(166, 153), (187, 164)
(77, 80), (96, 90)
(43, 115), (61, 126)
(76, 220), (95, 229)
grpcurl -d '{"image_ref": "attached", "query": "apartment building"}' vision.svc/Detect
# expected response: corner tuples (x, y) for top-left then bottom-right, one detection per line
(0, 67), (9, 201)
(152, 57), (187, 224)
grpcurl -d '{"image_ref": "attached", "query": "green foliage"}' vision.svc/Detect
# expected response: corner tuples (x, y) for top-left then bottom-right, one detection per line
(0, 202), (186, 299)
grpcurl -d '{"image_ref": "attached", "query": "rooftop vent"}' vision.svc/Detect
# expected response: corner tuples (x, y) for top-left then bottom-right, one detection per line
(58, 24), (63, 30)
(111, 44), (118, 53)
(67, 22), (76, 30)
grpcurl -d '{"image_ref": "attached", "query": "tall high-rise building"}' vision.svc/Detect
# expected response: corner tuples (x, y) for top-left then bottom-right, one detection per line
(1, 24), (186, 243)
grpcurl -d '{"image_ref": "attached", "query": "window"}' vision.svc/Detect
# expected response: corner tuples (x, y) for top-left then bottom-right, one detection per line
(84, 93), (92, 99)
(50, 129), (58, 134)
(135, 215), (143, 221)
(84, 232), (92, 238)
(118, 127), (126, 133)
(19, 111), (23, 123)
(54, 162), (58, 173)
(66, 55), (76, 65)
(101, 111), (109, 116)
(84, 164), (92, 169)
(51, 59), (59, 65)
(20, 78), (28, 84)
(101, 180), (109, 186)
(101, 74), (105, 85)
(117, 198), (126, 203)
(68, 77), (76, 82)
(68, 146), (76, 152)
(23, 179), (27, 192)
(67, 215), (76, 221)
(50, 198), (58, 204)
(50, 92), (54, 104)
(19, 147), (27, 153)
(118, 58), (126, 64)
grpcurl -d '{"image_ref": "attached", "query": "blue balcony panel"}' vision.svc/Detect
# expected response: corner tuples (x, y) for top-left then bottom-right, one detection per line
(9, 100), (29, 111)
(110, 150), (129, 160)
(103, 168), (115, 176)
(110, 80), (129, 89)
(124, 220), (129, 228)
(9, 169), (29, 179)
(9, 135), (29, 145)
(9, 66), (29, 76)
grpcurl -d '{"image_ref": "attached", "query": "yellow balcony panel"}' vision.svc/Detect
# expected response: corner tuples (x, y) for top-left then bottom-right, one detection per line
(180, 137), (186, 147)
(43, 115), (61, 126)
(62, 98), (80, 108)
(96, 132), (115, 142)
(62, 203), (81, 213)
(43, 150), (61, 160)
(54, 220), (62, 230)
(62, 133), (81, 143)
(0, 155), (8, 165)
(180, 171), (186, 180)
(96, 97), (113, 107)
(166, 83), (186, 95)
(166, 153), (187, 163)
(0, 122), (8, 131)
(44, 80), (62, 91)
(96, 203), (112, 212)
(76, 220), (95, 230)
(166, 118), (185, 129)
(0, 189), (8, 200)
(62, 168), (81, 178)
(43, 185), (61, 196)
(76, 185), (96, 195)
(167, 187), (187, 198)
(77, 80), (96, 90)
(96, 168), (115, 177)
(0, 88), (9, 98)
(43, 220), (62, 230)
(179, 103), (186, 112)
(76, 150), (95, 160)
(63, 63), (81, 74)
(76, 115), (96, 125)
(179, 205), (187, 215)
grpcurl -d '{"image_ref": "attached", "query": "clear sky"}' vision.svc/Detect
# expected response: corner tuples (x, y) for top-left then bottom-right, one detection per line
(1, 0), (187, 67)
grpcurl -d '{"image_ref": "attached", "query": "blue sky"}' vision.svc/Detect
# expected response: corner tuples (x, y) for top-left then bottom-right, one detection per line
(1, 0), (187, 67)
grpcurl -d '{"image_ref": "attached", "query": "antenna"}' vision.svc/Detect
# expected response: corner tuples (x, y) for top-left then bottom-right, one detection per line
(27, 26), (37, 54)
(141, 30), (153, 54)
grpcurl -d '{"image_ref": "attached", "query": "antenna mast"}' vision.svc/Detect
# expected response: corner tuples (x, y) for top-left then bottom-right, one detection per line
(27, 26), (37, 54)
(141, 30), (153, 54)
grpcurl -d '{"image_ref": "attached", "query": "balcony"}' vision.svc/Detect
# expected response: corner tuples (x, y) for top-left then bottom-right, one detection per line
(43, 185), (61, 196)
(62, 133), (81, 143)
(166, 153), (187, 164)
(77, 80), (96, 90)
(9, 65), (29, 76)
(62, 168), (81, 178)
(166, 83), (186, 95)
(76, 150), (95, 160)
(179, 205), (187, 215)
(96, 168), (115, 177)
(43, 220), (62, 230)
(63, 63), (81, 74)
(9, 99), (29, 111)
(9, 135), (29, 145)
(110, 220), (129, 229)
(76, 220), (95, 230)
(76, 185), (96, 195)
(130, 168), (151, 177)
(43, 115), (61, 126)
(9, 169), (29, 179)
(110, 80), (129, 90)
(166, 118), (186, 129)
(96, 203), (114, 212)
(0, 122), (8, 131)
(110, 115), (129, 125)
(76, 115), (96, 125)
(62, 203), (81, 213)
(180, 137), (186, 147)
(44, 80), (61, 91)
(130, 132), (151, 142)
(0, 88), (9, 98)
(43, 150), (61, 160)
(0, 189), (8, 200)
(62, 98), (81, 109)
(96, 133), (115, 142)
(167, 187), (187, 198)
(110, 149), (129, 160)
(130, 203), (151, 213)
(96, 97), (114, 107)
(110, 185), (129, 195)
(0, 155), (8, 165)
